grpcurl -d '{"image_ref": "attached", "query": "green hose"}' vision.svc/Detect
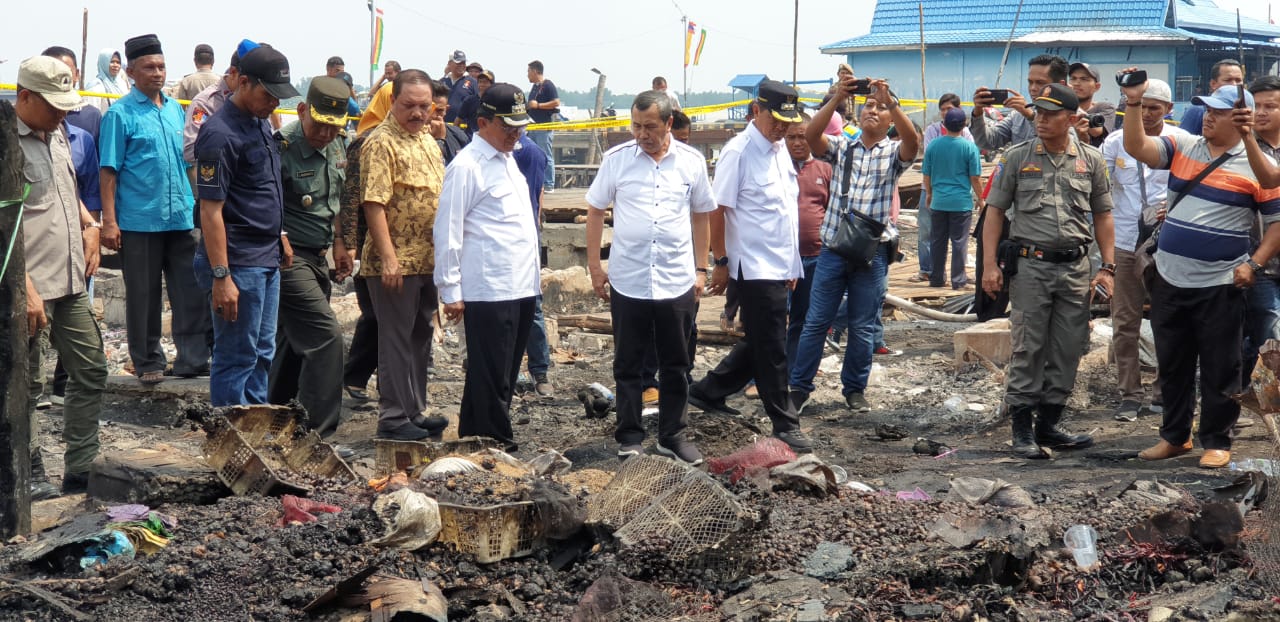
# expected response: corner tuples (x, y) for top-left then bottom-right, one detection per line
(0, 183), (31, 283)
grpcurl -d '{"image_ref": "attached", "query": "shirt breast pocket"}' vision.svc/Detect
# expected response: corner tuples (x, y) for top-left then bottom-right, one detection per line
(1067, 176), (1093, 213)
(1013, 177), (1045, 214)
(290, 169), (324, 199)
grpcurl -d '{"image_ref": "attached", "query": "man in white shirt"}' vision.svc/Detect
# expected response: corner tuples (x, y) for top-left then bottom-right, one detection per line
(586, 90), (714, 464)
(652, 76), (681, 111)
(1101, 78), (1183, 423)
(434, 84), (541, 451)
(688, 80), (813, 453)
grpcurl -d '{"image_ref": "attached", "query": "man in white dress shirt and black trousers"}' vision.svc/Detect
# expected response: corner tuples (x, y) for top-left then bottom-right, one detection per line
(434, 83), (541, 451)
(688, 80), (814, 453)
(586, 90), (716, 465)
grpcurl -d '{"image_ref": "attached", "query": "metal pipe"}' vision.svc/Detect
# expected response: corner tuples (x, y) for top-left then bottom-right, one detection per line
(884, 293), (977, 322)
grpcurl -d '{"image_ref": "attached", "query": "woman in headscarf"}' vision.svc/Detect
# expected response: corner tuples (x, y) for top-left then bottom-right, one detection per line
(85, 48), (130, 112)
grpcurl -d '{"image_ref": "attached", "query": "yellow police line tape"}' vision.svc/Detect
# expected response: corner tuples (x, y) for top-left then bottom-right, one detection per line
(0, 84), (308, 117)
(525, 97), (926, 131)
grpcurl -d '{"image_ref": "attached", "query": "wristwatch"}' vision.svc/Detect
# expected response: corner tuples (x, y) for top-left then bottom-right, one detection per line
(212, 265), (230, 279)
(714, 256), (729, 267)
(1098, 262), (1117, 274)
(1247, 259), (1265, 273)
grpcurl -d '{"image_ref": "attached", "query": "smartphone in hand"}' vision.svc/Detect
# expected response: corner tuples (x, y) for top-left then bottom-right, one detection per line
(988, 89), (1010, 105)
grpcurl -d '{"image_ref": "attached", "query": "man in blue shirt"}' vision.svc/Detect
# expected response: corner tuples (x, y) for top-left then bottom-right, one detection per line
(526, 60), (559, 192)
(921, 108), (982, 289)
(441, 50), (478, 129)
(99, 34), (211, 385)
(42, 47), (101, 140)
(193, 45), (297, 407)
(513, 131), (552, 396)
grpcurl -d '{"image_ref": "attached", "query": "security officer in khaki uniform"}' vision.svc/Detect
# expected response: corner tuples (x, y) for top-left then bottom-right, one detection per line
(267, 77), (350, 444)
(981, 83), (1116, 459)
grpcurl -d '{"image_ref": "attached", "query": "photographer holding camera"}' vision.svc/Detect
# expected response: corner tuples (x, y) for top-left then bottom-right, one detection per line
(1067, 62), (1116, 148)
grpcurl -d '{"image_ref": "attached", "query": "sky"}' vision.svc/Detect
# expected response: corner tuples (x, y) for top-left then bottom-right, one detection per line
(0, 0), (1270, 98)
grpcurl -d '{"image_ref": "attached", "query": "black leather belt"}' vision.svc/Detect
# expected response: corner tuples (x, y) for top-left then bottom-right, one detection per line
(1015, 242), (1087, 264)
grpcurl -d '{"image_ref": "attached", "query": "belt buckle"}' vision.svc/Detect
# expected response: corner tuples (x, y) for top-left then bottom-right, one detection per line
(1034, 250), (1045, 260)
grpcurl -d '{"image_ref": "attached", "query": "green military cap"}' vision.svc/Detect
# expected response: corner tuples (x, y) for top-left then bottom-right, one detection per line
(307, 76), (350, 127)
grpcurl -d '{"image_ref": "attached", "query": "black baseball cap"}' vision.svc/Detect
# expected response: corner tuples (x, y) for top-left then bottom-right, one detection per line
(239, 46), (300, 100)
(480, 83), (531, 126)
(1032, 83), (1079, 112)
(756, 79), (802, 122)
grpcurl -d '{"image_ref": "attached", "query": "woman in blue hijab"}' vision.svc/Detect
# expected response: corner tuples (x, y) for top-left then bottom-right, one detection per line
(85, 48), (129, 112)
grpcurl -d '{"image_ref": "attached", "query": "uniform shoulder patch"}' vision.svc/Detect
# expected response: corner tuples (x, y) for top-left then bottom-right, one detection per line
(192, 108), (206, 125)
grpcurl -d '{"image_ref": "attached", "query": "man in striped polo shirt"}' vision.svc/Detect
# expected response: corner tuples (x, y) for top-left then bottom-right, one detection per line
(1120, 70), (1280, 469)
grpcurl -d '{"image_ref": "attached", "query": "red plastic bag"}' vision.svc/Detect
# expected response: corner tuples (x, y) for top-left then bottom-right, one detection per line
(707, 438), (797, 483)
(277, 495), (342, 526)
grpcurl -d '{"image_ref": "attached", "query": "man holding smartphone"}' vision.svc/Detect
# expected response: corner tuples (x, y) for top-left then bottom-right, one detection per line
(970, 54), (1069, 152)
(1120, 68), (1280, 469)
(981, 83), (1115, 460)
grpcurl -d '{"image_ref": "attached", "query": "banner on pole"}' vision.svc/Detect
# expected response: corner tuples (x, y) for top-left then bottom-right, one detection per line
(371, 8), (384, 70)
(693, 28), (707, 66)
(684, 21), (695, 67)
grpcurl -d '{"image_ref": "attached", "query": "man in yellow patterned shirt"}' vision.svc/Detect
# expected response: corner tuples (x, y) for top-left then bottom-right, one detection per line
(360, 69), (448, 440)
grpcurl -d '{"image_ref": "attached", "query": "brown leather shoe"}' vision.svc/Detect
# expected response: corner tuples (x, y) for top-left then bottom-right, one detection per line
(1199, 449), (1231, 469)
(1138, 439), (1193, 461)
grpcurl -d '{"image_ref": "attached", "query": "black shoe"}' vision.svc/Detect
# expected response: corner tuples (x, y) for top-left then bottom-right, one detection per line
(61, 472), (89, 495)
(789, 390), (809, 416)
(1011, 405), (1049, 459)
(845, 392), (870, 412)
(688, 391), (741, 416)
(655, 437), (704, 466)
(345, 385), (371, 401)
(1034, 404), (1094, 450)
(410, 413), (449, 433)
(30, 482), (59, 501)
(774, 429), (814, 453)
(377, 421), (434, 441)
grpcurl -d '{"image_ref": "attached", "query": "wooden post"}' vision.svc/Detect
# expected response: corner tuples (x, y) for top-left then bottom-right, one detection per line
(919, 2), (928, 127)
(0, 100), (31, 537)
(80, 9), (88, 91)
(586, 70), (607, 166)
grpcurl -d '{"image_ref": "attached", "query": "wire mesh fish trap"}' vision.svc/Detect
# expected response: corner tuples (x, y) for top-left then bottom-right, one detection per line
(586, 454), (692, 529)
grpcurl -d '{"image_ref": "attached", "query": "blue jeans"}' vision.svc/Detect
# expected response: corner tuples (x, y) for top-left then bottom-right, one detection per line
(789, 245), (889, 396)
(528, 130), (555, 190)
(917, 191), (932, 275)
(195, 253), (280, 407)
(526, 295), (550, 377)
(786, 255), (819, 366)
(1244, 276), (1280, 383)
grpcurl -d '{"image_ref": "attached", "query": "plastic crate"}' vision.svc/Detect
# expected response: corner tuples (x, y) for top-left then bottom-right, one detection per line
(373, 436), (504, 475)
(203, 406), (358, 496)
(203, 423), (310, 496)
(436, 500), (543, 563)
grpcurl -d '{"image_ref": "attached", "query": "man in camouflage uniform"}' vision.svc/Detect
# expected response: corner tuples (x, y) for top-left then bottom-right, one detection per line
(266, 77), (349, 441)
(981, 84), (1116, 459)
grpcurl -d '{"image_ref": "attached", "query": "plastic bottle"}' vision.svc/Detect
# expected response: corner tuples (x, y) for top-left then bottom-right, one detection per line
(942, 395), (965, 413)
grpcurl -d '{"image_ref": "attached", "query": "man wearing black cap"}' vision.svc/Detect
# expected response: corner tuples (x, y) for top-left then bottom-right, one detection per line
(435, 83), (541, 451)
(792, 73), (919, 415)
(687, 79), (813, 453)
(266, 76), (350, 441)
(100, 34), (211, 385)
(192, 45), (299, 407)
(185, 40), (258, 168)
(981, 83), (1115, 459)
(177, 44), (220, 102)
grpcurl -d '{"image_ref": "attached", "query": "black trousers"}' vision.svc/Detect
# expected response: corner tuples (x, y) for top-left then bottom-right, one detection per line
(640, 300), (699, 389)
(611, 287), (697, 445)
(343, 276), (379, 388)
(692, 278), (798, 433)
(1150, 272), (1243, 451)
(458, 298), (535, 447)
(973, 207), (1010, 321)
(268, 250), (344, 437)
(119, 229), (211, 375)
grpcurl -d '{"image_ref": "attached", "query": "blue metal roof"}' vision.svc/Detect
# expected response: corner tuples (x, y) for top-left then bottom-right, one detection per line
(821, 0), (1280, 52)
(728, 74), (768, 89)
(1174, 0), (1280, 38)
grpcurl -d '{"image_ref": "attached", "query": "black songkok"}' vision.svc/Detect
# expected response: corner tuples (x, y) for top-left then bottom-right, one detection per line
(124, 34), (163, 61)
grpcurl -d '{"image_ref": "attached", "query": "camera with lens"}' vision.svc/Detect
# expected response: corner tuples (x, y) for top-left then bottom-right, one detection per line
(1089, 114), (1106, 128)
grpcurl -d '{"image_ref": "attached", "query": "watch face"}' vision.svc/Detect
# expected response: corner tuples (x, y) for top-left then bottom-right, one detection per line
(212, 266), (230, 278)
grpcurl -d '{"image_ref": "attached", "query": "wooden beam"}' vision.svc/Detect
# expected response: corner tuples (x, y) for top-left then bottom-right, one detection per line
(0, 101), (31, 538)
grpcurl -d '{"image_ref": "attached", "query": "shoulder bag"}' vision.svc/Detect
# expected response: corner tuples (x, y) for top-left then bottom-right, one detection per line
(827, 143), (887, 269)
